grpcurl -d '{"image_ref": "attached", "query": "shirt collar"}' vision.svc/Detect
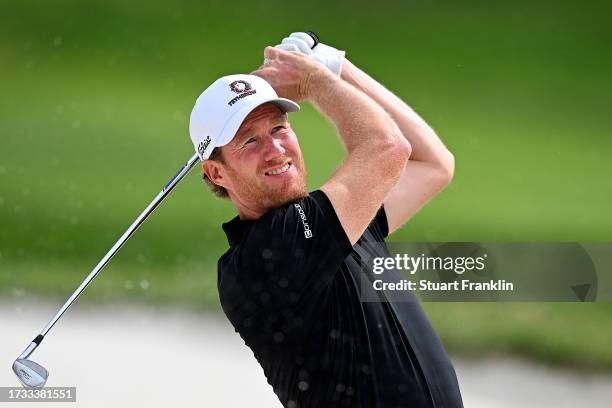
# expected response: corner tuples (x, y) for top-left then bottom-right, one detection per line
(221, 215), (255, 246)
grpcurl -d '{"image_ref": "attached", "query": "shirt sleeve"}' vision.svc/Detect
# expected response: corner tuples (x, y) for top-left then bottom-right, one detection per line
(371, 204), (389, 239)
(243, 189), (352, 297)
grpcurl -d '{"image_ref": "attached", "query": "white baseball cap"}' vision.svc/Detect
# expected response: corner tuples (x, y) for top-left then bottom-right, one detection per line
(189, 74), (300, 161)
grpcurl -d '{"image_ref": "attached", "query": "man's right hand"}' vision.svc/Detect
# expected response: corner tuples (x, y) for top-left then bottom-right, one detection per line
(251, 46), (333, 102)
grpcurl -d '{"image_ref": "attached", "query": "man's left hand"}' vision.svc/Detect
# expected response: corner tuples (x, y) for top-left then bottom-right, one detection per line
(253, 46), (332, 102)
(273, 32), (345, 76)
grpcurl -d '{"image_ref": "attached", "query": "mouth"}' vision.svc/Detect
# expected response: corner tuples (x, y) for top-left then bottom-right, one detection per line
(264, 162), (292, 177)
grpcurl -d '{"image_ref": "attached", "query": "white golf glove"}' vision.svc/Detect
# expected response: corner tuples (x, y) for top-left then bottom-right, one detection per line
(273, 32), (345, 76)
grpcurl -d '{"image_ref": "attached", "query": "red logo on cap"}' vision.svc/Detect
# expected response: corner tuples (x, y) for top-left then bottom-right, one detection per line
(227, 80), (257, 106)
(229, 80), (252, 94)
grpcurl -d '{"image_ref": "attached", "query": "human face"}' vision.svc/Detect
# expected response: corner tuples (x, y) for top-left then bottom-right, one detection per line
(218, 103), (308, 217)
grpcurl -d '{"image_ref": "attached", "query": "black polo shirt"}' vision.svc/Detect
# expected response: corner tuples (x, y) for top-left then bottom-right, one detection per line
(218, 190), (463, 408)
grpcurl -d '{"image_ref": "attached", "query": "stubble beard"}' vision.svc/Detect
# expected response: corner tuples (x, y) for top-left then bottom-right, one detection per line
(228, 156), (309, 214)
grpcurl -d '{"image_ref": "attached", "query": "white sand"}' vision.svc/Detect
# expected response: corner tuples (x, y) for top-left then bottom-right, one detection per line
(2, 299), (611, 407)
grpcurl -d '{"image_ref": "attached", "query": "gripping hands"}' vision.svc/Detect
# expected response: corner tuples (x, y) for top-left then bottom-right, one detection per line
(270, 32), (345, 76)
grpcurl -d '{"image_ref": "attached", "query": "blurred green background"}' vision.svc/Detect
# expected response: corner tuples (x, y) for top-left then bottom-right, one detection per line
(1, 0), (611, 369)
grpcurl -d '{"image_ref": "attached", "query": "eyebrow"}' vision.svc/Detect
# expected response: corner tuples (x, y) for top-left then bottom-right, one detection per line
(235, 113), (288, 142)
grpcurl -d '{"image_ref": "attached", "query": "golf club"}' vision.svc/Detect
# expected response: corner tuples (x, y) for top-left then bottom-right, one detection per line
(13, 153), (199, 388)
(12, 30), (320, 389)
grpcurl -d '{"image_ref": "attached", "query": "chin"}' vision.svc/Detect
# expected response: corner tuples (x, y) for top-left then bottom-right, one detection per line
(275, 188), (309, 207)
(264, 183), (307, 208)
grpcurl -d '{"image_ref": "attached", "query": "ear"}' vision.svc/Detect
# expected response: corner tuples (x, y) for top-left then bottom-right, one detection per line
(202, 159), (231, 190)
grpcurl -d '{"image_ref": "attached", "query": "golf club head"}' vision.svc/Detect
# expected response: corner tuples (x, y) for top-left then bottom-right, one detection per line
(13, 359), (48, 388)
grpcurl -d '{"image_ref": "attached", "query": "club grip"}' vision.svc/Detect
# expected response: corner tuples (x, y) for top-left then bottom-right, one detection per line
(305, 31), (319, 49)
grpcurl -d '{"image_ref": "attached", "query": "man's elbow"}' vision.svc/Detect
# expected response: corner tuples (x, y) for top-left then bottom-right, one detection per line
(397, 136), (412, 160)
(437, 150), (455, 187)
(383, 132), (412, 175)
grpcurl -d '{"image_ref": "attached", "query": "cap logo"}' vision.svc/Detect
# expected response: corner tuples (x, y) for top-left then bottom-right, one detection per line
(198, 135), (212, 158)
(228, 80), (257, 106)
(230, 80), (252, 93)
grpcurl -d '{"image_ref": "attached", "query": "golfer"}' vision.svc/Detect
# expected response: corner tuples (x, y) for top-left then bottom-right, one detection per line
(189, 32), (463, 408)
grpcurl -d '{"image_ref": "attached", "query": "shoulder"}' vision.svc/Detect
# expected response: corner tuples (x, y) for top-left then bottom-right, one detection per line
(217, 190), (353, 296)
(245, 190), (350, 249)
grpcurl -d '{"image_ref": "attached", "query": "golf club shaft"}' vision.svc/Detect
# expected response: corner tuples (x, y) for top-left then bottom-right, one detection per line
(18, 153), (200, 360)
(18, 30), (321, 361)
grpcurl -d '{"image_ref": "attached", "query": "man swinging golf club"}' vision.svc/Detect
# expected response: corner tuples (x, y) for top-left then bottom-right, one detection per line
(190, 32), (463, 408)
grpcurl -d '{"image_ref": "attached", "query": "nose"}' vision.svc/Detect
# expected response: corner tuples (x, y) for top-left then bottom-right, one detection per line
(262, 134), (286, 162)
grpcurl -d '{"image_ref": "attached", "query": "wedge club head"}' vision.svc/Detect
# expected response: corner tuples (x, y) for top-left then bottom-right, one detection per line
(13, 359), (48, 388)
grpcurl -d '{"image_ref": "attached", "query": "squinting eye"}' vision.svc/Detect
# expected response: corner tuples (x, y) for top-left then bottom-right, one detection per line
(272, 125), (286, 133)
(244, 137), (256, 145)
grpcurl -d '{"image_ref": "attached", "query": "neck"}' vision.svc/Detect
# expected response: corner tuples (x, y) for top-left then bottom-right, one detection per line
(237, 207), (263, 220)
(230, 193), (266, 220)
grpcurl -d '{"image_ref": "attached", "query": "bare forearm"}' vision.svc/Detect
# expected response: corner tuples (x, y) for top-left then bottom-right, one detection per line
(306, 69), (404, 153)
(341, 59), (453, 170)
